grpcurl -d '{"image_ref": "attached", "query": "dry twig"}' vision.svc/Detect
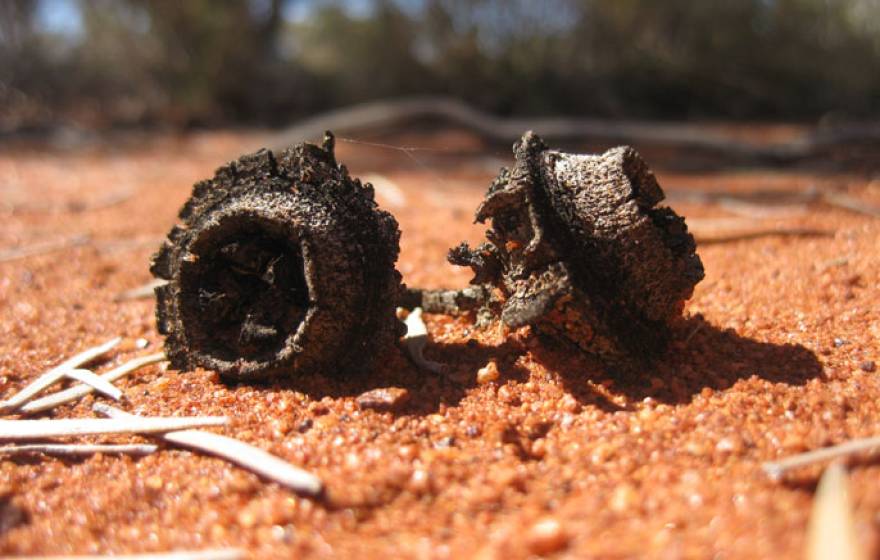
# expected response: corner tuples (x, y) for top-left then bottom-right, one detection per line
(21, 550), (244, 560)
(0, 234), (91, 264)
(762, 435), (880, 480)
(21, 352), (166, 415)
(0, 415), (227, 441)
(0, 337), (121, 413)
(806, 463), (864, 560)
(401, 307), (445, 373)
(62, 369), (123, 401)
(0, 443), (157, 457)
(114, 279), (168, 302)
(94, 404), (323, 497)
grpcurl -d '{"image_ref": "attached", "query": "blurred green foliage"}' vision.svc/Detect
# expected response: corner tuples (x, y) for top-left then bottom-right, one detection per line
(1, 0), (878, 130)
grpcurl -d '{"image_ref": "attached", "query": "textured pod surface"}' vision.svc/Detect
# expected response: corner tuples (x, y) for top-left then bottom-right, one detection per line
(151, 134), (404, 380)
(450, 131), (704, 362)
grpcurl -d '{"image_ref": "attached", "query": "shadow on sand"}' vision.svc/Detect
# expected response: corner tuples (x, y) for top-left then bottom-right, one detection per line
(264, 314), (822, 416)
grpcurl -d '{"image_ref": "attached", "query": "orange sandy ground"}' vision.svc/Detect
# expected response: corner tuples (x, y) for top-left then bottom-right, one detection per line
(1, 128), (879, 558)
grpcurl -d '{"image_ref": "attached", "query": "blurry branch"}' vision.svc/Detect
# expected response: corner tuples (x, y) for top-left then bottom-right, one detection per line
(267, 96), (880, 164)
(667, 187), (880, 218)
(0, 235), (91, 264)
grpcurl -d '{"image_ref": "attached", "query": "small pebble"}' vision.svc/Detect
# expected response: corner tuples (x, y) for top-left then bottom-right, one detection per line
(525, 517), (569, 555)
(477, 361), (500, 384)
(860, 360), (876, 373)
(356, 387), (410, 411)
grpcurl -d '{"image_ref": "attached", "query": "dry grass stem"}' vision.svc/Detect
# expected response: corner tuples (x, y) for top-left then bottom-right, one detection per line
(21, 352), (166, 415)
(402, 307), (445, 373)
(363, 173), (407, 208)
(94, 403), (324, 496)
(21, 549), (244, 560)
(806, 463), (864, 560)
(762, 435), (880, 480)
(62, 369), (123, 400)
(114, 279), (168, 302)
(0, 415), (227, 441)
(0, 234), (90, 264)
(0, 337), (121, 413)
(822, 191), (880, 218)
(0, 443), (157, 457)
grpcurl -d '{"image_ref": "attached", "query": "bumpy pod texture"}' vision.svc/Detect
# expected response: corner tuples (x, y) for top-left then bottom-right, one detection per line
(450, 132), (704, 362)
(151, 134), (404, 380)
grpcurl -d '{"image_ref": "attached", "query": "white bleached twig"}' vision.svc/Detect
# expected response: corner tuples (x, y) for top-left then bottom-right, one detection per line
(363, 173), (407, 208)
(0, 337), (121, 413)
(114, 278), (168, 302)
(402, 307), (445, 373)
(806, 463), (865, 560)
(0, 443), (157, 457)
(62, 369), (123, 401)
(0, 415), (227, 441)
(94, 403), (323, 497)
(762, 435), (880, 480)
(20, 549), (244, 560)
(0, 234), (90, 264)
(21, 353), (166, 415)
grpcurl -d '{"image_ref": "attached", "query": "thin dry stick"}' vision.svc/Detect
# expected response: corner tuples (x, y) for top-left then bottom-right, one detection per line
(63, 369), (123, 400)
(22, 550), (244, 560)
(0, 234), (90, 264)
(822, 191), (880, 218)
(806, 463), (865, 560)
(95, 404), (323, 497)
(0, 337), (121, 413)
(762, 435), (880, 480)
(402, 307), (445, 373)
(0, 443), (157, 457)
(21, 353), (166, 415)
(114, 279), (168, 302)
(0, 415), (227, 441)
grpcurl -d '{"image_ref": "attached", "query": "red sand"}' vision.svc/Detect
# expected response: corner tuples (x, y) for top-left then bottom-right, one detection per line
(1, 128), (879, 558)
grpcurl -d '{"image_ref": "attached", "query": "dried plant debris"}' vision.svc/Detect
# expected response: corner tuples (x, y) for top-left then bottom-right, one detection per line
(0, 337), (121, 413)
(21, 352), (166, 415)
(95, 404), (323, 497)
(806, 463), (865, 560)
(151, 132), (404, 380)
(401, 308), (445, 373)
(22, 550), (244, 560)
(438, 132), (703, 363)
(0, 443), (158, 457)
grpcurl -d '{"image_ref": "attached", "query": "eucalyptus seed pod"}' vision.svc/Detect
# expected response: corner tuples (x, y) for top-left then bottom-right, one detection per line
(150, 133), (404, 380)
(448, 131), (704, 362)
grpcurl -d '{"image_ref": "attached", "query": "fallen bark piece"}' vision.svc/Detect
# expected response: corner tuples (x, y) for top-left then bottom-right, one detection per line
(23, 549), (244, 560)
(151, 132), (404, 380)
(20, 352), (166, 415)
(0, 337), (121, 413)
(402, 308), (445, 373)
(762, 435), (880, 480)
(447, 132), (704, 365)
(0, 415), (227, 441)
(62, 369), (123, 400)
(94, 404), (323, 497)
(806, 463), (864, 560)
(0, 443), (157, 457)
(356, 387), (410, 411)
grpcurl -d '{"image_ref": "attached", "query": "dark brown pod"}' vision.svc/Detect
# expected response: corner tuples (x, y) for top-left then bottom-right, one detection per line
(444, 131), (704, 362)
(150, 133), (404, 380)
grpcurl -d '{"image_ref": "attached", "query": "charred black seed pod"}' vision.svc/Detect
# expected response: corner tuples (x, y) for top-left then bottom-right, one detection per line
(150, 132), (405, 380)
(445, 131), (704, 363)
